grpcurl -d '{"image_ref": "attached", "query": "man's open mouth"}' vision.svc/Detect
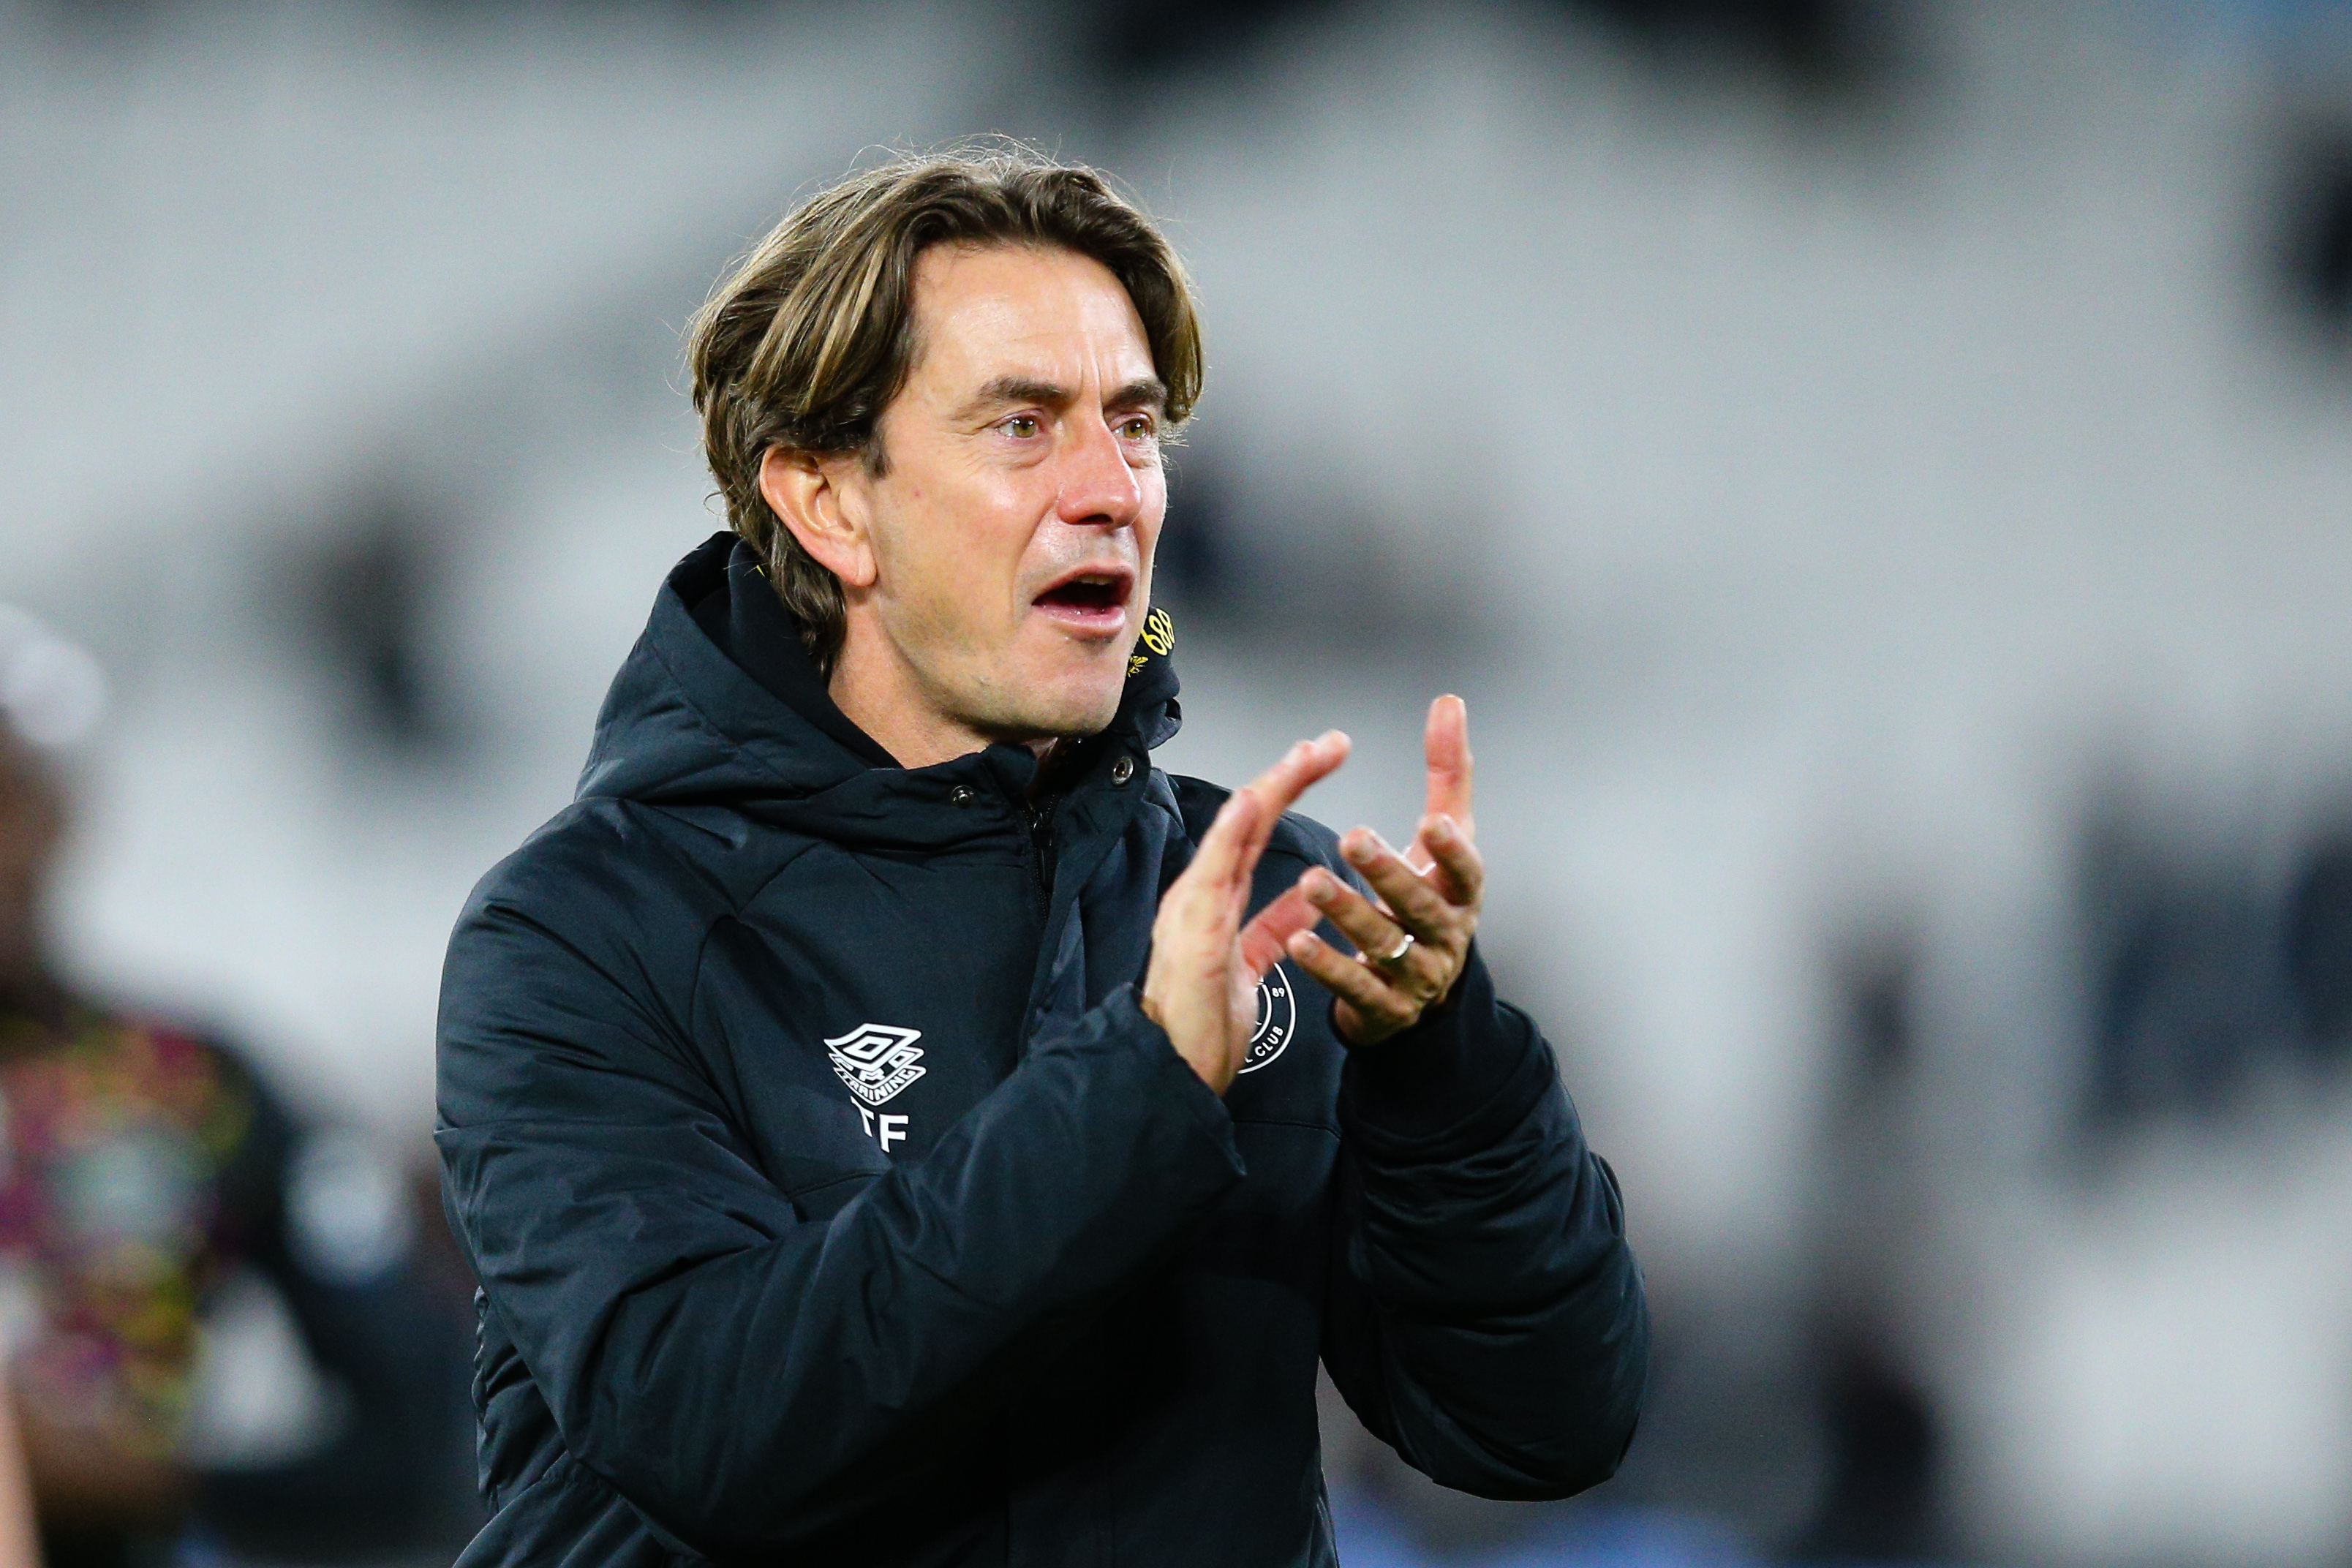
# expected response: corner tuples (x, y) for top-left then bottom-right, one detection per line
(1031, 568), (1134, 633)
(1036, 578), (1124, 611)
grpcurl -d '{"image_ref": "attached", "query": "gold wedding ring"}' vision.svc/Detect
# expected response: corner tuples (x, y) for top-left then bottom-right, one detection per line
(1373, 930), (1417, 968)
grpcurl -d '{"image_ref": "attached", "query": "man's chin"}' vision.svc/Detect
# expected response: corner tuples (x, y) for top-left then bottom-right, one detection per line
(973, 672), (1126, 745)
(1022, 694), (1124, 743)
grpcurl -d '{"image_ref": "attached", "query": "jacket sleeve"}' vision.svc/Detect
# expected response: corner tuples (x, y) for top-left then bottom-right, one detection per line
(434, 893), (1245, 1559)
(1321, 944), (1649, 1500)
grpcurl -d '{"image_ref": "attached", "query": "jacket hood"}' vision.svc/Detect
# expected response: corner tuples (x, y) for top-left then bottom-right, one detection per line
(576, 533), (1183, 816)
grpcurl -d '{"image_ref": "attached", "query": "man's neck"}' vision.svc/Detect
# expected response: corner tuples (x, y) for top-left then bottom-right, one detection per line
(827, 632), (1013, 771)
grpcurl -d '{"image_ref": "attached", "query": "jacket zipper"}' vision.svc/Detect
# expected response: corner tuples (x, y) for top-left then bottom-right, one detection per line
(1020, 799), (1055, 895)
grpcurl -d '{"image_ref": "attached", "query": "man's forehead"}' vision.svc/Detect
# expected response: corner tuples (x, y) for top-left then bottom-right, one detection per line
(907, 244), (1154, 380)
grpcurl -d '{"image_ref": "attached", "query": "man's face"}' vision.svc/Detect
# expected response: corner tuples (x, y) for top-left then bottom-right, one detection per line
(837, 243), (1167, 744)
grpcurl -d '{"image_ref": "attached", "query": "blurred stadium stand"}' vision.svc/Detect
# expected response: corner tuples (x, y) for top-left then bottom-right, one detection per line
(9, 1), (2352, 1563)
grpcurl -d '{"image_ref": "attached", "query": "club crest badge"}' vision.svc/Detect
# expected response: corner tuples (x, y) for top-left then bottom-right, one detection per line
(825, 1023), (927, 1106)
(1237, 964), (1297, 1075)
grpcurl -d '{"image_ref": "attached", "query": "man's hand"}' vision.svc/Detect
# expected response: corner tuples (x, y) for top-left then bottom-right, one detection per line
(1143, 733), (1349, 1094)
(1282, 695), (1483, 1049)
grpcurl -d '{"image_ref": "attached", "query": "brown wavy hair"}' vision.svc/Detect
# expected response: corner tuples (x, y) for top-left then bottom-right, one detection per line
(687, 143), (1205, 672)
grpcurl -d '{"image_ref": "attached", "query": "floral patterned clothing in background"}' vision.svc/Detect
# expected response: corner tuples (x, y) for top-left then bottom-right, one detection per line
(0, 1006), (260, 1464)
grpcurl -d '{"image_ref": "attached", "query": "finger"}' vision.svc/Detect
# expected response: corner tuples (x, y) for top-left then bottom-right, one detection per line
(1339, 829), (1462, 935)
(1172, 731), (1348, 973)
(1172, 787), (1262, 920)
(1195, 739), (1310, 894)
(1240, 731), (1349, 807)
(1409, 696), (1474, 873)
(1301, 865), (1453, 1004)
(1298, 866), (1411, 966)
(1420, 812), (1484, 908)
(1236, 731), (1349, 853)
(1221, 731), (1349, 923)
(1238, 885), (1316, 977)
(1422, 696), (1473, 832)
(1285, 930), (1418, 1036)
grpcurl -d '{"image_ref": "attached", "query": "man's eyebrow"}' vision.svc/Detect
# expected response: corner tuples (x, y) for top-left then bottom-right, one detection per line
(951, 374), (1169, 421)
(954, 376), (1071, 421)
(1105, 377), (1169, 412)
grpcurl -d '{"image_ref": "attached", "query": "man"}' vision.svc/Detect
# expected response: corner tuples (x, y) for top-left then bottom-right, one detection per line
(437, 148), (1646, 1568)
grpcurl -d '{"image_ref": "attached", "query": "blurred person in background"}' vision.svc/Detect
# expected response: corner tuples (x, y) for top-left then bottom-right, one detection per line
(437, 146), (1646, 1567)
(0, 616), (472, 1568)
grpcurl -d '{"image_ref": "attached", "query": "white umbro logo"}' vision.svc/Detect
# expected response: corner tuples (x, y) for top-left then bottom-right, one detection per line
(825, 1023), (927, 1106)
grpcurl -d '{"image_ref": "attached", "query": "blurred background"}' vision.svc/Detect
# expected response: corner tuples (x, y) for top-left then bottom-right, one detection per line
(7, 0), (2352, 1563)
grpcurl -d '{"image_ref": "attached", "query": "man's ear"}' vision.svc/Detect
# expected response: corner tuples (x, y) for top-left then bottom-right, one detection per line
(758, 445), (878, 590)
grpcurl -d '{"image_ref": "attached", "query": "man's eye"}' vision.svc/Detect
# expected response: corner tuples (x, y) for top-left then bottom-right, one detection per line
(1003, 415), (1042, 438)
(1117, 416), (1157, 441)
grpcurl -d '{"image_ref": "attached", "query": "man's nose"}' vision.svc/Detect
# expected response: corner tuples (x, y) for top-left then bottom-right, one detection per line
(1055, 412), (1144, 529)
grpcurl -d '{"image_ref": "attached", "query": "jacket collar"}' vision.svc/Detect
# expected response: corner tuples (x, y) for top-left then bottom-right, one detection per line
(576, 534), (1183, 852)
(692, 540), (901, 772)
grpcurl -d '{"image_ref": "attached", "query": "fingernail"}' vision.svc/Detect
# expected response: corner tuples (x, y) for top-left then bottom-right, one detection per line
(1428, 814), (1455, 843)
(1343, 835), (1376, 865)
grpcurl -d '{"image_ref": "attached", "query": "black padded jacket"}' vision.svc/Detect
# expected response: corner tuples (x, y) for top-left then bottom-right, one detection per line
(435, 534), (1647, 1567)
